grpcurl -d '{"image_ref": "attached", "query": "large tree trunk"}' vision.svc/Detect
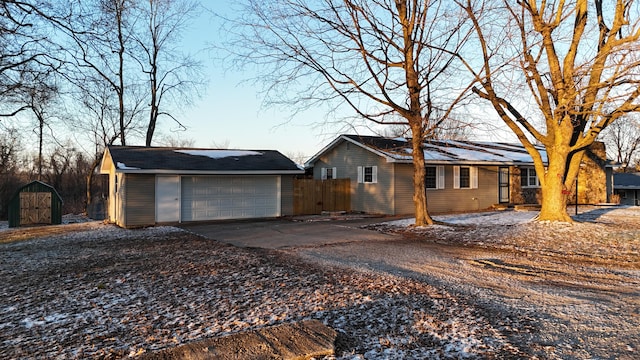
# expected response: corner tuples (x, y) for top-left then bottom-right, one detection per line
(538, 152), (573, 222)
(86, 156), (102, 213)
(411, 129), (434, 226)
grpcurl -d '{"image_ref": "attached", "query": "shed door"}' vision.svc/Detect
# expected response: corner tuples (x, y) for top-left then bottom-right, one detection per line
(156, 176), (180, 222)
(20, 192), (51, 225)
(181, 176), (279, 221)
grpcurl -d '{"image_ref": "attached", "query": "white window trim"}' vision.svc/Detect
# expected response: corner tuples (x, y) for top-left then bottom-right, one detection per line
(321, 167), (337, 180)
(437, 165), (445, 189)
(357, 165), (377, 184)
(521, 167), (541, 188)
(453, 166), (478, 189)
(426, 166), (445, 190)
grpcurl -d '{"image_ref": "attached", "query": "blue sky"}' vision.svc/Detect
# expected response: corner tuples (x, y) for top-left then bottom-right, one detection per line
(173, 2), (514, 163)
(175, 4), (381, 162)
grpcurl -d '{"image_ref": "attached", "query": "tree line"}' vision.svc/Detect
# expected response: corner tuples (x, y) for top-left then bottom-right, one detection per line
(0, 129), (100, 219)
(0, 0), (203, 220)
(3, 1), (640, 224)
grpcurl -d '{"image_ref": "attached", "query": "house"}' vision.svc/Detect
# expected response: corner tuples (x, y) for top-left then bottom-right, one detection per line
(305, 135), (614, 215)
(613, 172), (640, 206)
(99, 145), (304, 228)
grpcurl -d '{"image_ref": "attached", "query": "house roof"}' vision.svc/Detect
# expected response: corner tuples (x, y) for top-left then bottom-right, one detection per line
(305, 134), (548, 167)
(613, 172), (640, 189)
(101, 145), (304, 175)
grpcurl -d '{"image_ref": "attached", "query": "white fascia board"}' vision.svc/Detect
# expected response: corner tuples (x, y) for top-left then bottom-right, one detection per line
(113, 169), (305, 175)
(304, 136), (345, 168)
(98, 147), (113, 174)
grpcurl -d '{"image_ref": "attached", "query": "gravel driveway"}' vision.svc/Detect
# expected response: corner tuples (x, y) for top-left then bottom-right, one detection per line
(1, 207), (639, 359)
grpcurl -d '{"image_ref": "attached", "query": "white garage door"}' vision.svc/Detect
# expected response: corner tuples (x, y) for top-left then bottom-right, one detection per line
(181, 176), (279, 221)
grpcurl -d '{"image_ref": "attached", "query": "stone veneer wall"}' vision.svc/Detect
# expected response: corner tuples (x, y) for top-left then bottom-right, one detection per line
(570, 141), (608, 204)
(509, 166), (541, 205)
(509, 142), (608, 205)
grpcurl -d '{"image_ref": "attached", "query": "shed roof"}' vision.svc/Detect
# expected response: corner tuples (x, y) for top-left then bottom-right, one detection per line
(101, 146), (304, 175)
(305, 134), (548, 167)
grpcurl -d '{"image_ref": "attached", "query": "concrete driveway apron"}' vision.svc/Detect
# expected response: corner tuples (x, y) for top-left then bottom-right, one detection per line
(178, 217), (399, 249)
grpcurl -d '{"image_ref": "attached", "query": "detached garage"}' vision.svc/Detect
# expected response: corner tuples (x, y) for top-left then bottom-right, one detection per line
(100, 146), (303, 228)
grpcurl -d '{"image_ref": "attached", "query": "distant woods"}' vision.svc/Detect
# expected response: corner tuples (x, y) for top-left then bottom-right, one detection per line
(0, 0), (204, 219)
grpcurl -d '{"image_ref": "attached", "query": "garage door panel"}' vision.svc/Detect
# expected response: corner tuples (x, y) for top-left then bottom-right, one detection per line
(182, 176), (278, 221)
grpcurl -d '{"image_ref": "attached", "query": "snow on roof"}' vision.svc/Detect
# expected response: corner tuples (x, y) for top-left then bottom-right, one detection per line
(352, 136), (547, 164)
(174, 150), (263, 159)
(116, 162), (141, 170)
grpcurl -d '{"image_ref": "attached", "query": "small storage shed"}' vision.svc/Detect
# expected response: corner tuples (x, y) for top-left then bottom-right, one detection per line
(8, 180), (63, 227)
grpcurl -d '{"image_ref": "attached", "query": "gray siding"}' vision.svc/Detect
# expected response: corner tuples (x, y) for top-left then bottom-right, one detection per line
(123, 174), (156, 227)
(314, 141), (395, 214)
(280, 175), (294, 216)
(395, 164), (501, 215)
(616, 189), (639, 206)
(315, 140), (503, 215)
(425, 166), (499, 213)
(606, 167), (614, 202)
(393, 164), (415, 215)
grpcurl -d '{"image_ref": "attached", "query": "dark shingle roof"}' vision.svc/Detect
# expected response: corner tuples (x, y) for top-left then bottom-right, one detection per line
(614, 172), (640, 189)
(337, 134), (546, 164)
(107, 146), (302, 173)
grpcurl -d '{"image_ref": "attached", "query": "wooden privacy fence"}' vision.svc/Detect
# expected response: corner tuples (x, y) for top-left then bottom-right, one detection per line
(293, 178), (351, 215)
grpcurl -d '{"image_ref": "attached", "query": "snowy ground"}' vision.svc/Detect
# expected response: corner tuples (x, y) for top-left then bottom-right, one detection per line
(1, 207), (639, 359)
(297, 206), (640, 359)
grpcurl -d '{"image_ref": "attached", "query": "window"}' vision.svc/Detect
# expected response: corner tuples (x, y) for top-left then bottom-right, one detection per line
(326, 168), (334, 179)
(520, 167), (540, 187)
(453, 166), (478, 189)
(425, 166), (445, 189)
(357, 166), (377, 183)
(321, 167), (337, 180)
(459, 167), (470, 188)
(364, 167), (373, 182)
(425, 167), (436, 189)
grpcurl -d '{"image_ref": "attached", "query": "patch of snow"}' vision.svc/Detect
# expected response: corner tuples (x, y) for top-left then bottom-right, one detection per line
(21, 317), (46, 329)
(384, 140), (549, 164)
(2, 206), (638, 359)
(175, 149), (263, 159)
(383, 210), (538, 227)
(116, 162), (141, 170)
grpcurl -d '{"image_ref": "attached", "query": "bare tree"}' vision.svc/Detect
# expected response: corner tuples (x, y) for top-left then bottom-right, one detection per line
(460, 0), (640, 222)
(226, 0), (476, 225)
(602, 114), (640, 171)
(0, 1), (56, 119)
(0, 127), (22, 219)
(56, 0), (140, 146)
(23, 73), (59, 180)
(156, 134), (196, 147)
(132, 0), (203, 147)
(67, 75), (142, 211)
